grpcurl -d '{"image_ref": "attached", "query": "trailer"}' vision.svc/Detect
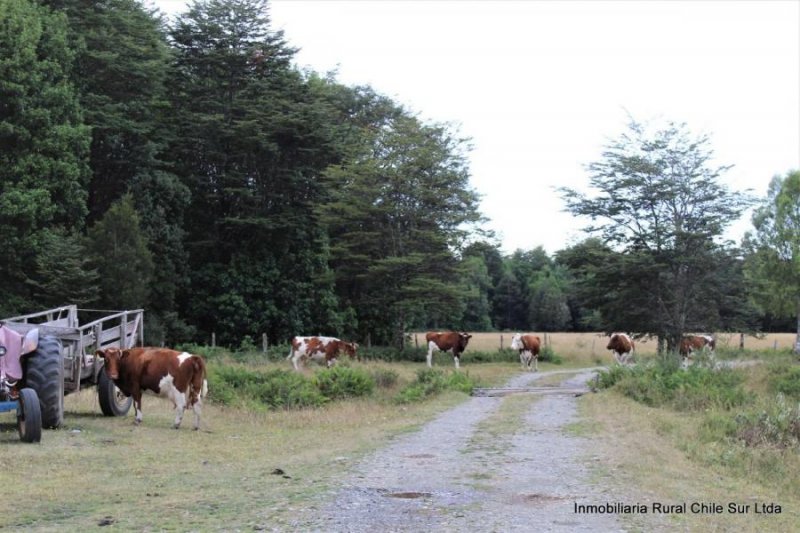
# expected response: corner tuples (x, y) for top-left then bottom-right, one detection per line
(0, 305), (143, 442)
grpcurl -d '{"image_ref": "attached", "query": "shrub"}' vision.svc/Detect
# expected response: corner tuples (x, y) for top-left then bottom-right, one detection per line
(207, 365), (326, 409)
(735, 394), (800, 448)
(596, 358), (749, 411)
(538, 345), (563, 364)
(394, 368), (478, 403)
(370, 368), (399, 388)
(768, 365), (800, 400)
(313, 366), (375, 400)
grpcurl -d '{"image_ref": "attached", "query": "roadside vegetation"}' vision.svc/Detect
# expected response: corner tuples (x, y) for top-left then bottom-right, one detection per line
(587, 349), (800, 531)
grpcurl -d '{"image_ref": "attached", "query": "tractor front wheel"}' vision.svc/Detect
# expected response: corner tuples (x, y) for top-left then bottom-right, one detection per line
(17, 388), (42, 443)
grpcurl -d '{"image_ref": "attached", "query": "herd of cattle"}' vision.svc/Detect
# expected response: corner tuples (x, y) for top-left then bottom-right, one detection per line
(94, 331), (715, 430)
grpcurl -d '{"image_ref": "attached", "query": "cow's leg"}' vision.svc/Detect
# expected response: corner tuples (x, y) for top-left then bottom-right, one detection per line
(613, 351), (622, 365)
(290, 353), (302, 371)
(158, 374), (186, 429)
(533, 354), (538, 372)
(454, 354), (460, 370)
(426, 341), (435, 367)
(172, 390), (187, 429)
(189, 370), (205, 430)
(520, 351), (527, 370)
(132, 389), (143, 426)
(189, 391), (202, 431)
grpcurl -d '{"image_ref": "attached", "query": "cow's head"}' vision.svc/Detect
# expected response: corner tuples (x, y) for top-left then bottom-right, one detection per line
(342, 342), (359, 359)
(96, 347), (127, 380)
(457, 332), (472, 352)
(606, 334), (617, 350)
(510, 333), (523, 351)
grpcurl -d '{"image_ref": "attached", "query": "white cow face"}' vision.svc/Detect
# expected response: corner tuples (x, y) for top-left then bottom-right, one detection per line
(510, 333), (523, 351)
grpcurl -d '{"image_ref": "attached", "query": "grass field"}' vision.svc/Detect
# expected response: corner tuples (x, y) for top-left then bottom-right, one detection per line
(1, 339), (797, 531)
(0, 362), (519, 531)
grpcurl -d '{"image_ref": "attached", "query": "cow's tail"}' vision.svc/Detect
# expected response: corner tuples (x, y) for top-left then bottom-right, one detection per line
(191, 356), (208, 400)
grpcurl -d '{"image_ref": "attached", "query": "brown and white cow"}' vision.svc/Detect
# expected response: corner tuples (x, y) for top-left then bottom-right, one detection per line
(510, 333), (542, 371)
(425, 331), (472, 369)
(95, 347), (208, 430)
(287, 336), (358, 371)
(679, 334), (716, 367)
(606, 333), (635, 365)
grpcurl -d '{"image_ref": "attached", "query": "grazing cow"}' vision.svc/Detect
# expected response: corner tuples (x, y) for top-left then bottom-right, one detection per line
(679, 334), (716, 367)
(425, 331), (472, 369)
(287, 336), (358, 371)
(606, 333), (635, 365)
(95, 347), (208, 430)
(510, 333), (542, 371)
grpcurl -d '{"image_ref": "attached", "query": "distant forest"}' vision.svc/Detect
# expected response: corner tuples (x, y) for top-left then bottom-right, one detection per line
(1, 0), (797, 350)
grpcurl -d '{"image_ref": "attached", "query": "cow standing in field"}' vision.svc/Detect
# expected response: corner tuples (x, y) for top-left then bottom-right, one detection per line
(425, 331), (472, 369)
(95, 347), (208, 430)
(606, 333), (635, 365)
(510, 333), (542, 371)
(679, 334), (716, 367)
(287, 336), (358, 371)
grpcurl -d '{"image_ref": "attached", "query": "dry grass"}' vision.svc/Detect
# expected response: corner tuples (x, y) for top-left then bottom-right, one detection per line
(579, 390), (800, 532)
(0, 362), (519, 531)
(411, 331), (797, 366)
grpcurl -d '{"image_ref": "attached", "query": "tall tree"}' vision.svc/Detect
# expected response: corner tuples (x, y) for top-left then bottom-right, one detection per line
(169, 0), (342, 344)
(44, 0), (191, 342)
(86, 194), (154, 311)
(560, 119), (753, 351)
(0, 0), (90, 314)
(322, 99), (482, 346)
(528, 265), (571, 331)
(744, 170), (800, 353)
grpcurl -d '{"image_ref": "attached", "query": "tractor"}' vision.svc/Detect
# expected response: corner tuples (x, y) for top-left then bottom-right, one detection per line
(0, 306), (143, 442)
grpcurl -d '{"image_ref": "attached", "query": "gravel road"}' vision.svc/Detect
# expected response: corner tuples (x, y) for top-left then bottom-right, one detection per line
(296, 368), (626, 532)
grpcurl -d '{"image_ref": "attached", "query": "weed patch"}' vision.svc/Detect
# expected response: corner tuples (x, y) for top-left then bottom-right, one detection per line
(395, 368), (479, 404)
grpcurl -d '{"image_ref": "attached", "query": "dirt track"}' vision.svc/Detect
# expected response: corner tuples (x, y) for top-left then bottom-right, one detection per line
(293, 368), (626, 532)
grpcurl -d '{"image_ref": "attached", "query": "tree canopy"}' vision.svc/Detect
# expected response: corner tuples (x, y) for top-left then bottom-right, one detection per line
(560, 120), (753, 351)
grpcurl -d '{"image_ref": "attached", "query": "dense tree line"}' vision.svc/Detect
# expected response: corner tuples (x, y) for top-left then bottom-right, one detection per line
(1, 0), (796, 351)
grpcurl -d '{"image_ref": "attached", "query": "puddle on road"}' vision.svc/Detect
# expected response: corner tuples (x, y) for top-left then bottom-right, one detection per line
(385, 491), (433, 499)
(510, 492), (570, 504)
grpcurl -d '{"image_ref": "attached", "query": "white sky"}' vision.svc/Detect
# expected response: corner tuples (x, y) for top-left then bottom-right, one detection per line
(153, 0), (800, 255)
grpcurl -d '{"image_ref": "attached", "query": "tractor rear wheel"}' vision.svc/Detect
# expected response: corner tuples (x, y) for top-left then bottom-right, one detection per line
(24, 335), (64, 428)
(17, 388), (42, 443)
(98, 369), (132, 417)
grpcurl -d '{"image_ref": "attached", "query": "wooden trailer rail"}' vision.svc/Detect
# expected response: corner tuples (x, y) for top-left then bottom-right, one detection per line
(2, 306), (144, 393)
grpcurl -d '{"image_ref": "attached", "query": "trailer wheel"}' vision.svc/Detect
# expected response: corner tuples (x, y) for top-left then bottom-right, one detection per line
(24, 335), (64, 429)
(18, 388), (42, 443)
(98, 369), (132, 417)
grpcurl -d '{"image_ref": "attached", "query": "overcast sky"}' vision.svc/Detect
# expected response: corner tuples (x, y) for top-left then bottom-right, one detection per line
(153, 0), (800, 254)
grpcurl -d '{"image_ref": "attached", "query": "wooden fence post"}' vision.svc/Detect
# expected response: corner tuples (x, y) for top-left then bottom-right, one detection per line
(262, 333), (268, 353)
(211, 332), (216, 348)
(415, 334), (419, 349)
(739, 333), (745, 350)
(500, 334), (504, 351)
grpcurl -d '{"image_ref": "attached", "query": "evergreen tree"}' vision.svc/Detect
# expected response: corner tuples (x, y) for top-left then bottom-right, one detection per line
(86, 194), (154, 310)
(0, 0), (90, 314)
(44, 0), (191, 341)
(322, 101), (482, 345)
(169, 0), (342, 344)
